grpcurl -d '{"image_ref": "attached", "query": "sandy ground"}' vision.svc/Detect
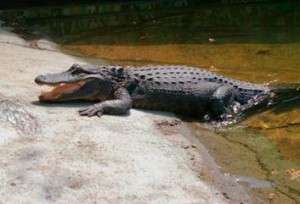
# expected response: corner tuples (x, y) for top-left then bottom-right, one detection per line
(0, 26), (229, 203)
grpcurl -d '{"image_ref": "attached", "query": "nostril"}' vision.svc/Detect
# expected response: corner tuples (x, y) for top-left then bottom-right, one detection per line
(35, 75), (46, 83)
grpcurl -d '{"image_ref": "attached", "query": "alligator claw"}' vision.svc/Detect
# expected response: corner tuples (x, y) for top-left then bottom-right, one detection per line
(79, 105), (104, 117)
(96, 111), (103, 117)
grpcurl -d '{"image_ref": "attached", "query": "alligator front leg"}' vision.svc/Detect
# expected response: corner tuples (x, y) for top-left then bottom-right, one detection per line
(79, 87), (132, 117)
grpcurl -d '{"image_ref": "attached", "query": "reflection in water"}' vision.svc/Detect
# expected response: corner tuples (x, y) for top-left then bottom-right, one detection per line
(245, 98), (300, 164)
(236, 175), (272, 189)
(2, 1), (300, 202)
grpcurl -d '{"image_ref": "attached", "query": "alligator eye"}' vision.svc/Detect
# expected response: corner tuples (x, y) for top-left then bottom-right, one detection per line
(68, 67), (75, 72)
(69, 64), (81, 71)
(71, 68), (87, 76)
(72, 63), (80, 68)
(69, 67), (80, 73)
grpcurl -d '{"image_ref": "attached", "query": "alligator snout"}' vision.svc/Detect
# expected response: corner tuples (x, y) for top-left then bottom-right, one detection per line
(35, 75), (47, 84)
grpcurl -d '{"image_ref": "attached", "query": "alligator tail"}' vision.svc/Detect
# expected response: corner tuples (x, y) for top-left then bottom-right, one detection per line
(267, 83), (300, 105)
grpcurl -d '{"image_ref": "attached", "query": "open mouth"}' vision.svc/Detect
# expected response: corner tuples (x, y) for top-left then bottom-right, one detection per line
(36, 81), (87, 101)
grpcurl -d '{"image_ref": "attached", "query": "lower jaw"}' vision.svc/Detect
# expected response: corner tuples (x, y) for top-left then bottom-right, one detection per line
(38, 82), (87, 102)
(39, 94), (62, 102)
(38, 94), (99, 102)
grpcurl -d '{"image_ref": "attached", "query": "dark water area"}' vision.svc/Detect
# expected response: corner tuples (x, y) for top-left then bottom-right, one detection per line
(1, 1), (300, 203)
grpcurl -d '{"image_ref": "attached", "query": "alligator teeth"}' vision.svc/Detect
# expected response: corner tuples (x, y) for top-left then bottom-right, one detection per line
(36, 82), (62, 87)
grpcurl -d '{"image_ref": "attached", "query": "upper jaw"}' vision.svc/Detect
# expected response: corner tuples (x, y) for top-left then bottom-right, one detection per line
(35, 74), (83, 86)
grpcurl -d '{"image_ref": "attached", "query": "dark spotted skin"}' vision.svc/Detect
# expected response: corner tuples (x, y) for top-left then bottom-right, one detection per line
(35, 64), (271, 120)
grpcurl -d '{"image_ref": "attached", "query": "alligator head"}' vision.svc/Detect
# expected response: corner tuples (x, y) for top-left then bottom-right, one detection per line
(35, 64), (114, 102)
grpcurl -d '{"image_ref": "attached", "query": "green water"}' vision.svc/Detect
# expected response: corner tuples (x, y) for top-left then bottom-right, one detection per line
(2, 1), (300, 202)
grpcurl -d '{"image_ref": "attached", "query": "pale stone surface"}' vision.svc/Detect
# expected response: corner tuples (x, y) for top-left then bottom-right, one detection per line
(0, 27), (225, 203)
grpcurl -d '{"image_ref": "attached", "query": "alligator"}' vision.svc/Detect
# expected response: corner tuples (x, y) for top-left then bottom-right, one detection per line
(35, 64), (300, 121)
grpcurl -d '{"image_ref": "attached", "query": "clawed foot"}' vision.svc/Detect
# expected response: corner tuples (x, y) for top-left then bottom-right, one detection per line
(79, 105), (104, 117)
